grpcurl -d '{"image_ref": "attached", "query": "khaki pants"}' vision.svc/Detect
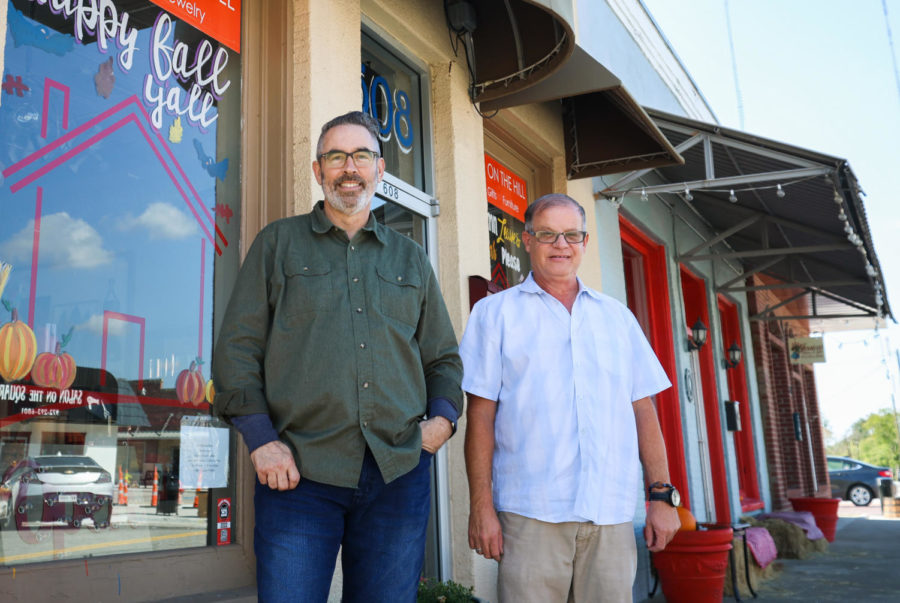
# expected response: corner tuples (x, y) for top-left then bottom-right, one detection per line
(497, 512), (637, 603)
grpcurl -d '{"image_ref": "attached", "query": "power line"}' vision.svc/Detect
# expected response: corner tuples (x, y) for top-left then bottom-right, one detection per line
(883, 0), (900, 108)
(723, 0), (745, 129)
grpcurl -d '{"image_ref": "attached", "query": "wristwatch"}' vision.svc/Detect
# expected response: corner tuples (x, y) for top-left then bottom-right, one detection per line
(647, 481), (681, 507)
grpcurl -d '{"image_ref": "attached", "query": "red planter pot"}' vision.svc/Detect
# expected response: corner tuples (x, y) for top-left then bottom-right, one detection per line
(789, 496), (840, 542)
(652, 526), (733, 603)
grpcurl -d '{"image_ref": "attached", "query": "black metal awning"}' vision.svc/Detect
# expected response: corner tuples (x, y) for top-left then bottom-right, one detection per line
(446, 0), (683, 178)
(599, 109), (892, 329)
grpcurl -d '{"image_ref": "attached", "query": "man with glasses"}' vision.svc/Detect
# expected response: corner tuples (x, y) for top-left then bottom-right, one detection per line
(212, 111), (463, 602)
(461, 194), (680, 602)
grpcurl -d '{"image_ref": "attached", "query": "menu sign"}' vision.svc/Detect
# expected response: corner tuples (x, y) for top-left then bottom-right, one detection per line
(485, 154), (529, 289)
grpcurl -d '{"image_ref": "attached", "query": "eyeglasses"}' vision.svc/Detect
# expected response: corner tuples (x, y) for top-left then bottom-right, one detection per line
(527, 230), (587, 244)
(318, 149), (379, 169)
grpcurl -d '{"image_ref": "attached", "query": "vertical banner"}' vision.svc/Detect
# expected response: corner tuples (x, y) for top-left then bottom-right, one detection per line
(485, 154), (529, 289)
(148, 0), (242, 52)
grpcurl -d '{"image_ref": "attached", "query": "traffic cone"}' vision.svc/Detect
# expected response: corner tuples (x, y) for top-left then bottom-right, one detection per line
(193, 470), (203, 508)
(117, 466), (125, 505)
(178, 481), (184, 506)
(150, 466), (159, 507)
(122, 478), (128, 505)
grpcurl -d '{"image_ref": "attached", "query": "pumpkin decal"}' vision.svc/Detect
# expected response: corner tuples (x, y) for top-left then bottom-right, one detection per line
(176, 358), (205, 406)
(0, 300), (37, 382)
(32, 329), (77, 390)
(205, 379), (215, 405)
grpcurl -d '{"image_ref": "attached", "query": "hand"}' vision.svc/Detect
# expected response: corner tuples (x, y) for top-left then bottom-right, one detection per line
(250, 440), (301, 491)
(468, 502), (503, 560)
(644, 502), (681, 552)
(420, 417), (453, 454)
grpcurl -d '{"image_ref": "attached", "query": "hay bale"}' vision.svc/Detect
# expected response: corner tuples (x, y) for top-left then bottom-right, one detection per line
(722, 534), (782, 597)
(744, 516), (828, 559)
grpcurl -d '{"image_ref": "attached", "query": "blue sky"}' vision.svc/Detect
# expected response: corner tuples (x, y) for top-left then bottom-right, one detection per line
(643, 0), (900, 439)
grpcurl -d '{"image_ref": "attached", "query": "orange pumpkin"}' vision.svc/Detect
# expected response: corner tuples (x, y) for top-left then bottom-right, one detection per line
(176, 360), (205, 406)
(677, 505), (697, 531)
(32, 342), (77, 390)
(0, 307), (37, 382)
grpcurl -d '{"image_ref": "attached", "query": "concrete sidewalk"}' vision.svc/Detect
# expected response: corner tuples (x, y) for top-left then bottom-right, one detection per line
(727, 514), (900, 601)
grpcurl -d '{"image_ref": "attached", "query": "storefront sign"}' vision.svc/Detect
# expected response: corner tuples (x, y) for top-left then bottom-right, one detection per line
(148, 0), (242, 52)
(789, 337), (826, 364)
(485, 154), (527, 222)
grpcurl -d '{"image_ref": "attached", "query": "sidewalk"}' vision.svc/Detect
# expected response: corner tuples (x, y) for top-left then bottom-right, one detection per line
(726, 503), (900, 601)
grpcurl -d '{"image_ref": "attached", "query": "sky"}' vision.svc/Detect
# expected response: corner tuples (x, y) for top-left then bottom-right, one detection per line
(642, 0), (900, 441)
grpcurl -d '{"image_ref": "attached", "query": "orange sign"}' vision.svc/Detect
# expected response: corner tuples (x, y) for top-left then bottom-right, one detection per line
(148, 0), (242, 53)
(485, 154), (527, 222)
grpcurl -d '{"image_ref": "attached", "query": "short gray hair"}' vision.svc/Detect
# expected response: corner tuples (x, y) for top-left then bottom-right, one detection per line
(316, 111), (381, 156)
(524, 194), (586, 232)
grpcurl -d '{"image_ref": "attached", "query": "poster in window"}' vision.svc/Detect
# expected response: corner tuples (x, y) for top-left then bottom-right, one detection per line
(485, 154), (529, 289)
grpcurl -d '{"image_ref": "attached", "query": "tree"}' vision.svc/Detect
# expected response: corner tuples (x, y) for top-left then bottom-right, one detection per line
(827, 409), (900, 470)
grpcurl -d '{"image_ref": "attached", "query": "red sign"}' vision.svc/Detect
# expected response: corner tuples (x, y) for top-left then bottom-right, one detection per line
(485, 154), (527, 223)
(148, 0), (242, 53)
(216, 498), (232, 545)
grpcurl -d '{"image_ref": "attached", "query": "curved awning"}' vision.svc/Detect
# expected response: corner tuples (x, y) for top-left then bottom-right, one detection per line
(447, 0), (683, 178)
(599, 109), (892, 330)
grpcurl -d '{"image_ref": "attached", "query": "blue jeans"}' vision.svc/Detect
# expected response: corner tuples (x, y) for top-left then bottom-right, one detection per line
(254, 448), (433, 602)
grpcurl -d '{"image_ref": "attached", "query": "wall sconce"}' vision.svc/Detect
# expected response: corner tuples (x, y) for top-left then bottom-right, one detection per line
(687, 318), (708, 351)
(723, 341), (742, 370)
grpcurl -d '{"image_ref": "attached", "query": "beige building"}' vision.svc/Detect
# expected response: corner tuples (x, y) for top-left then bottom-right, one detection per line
(6, 1), (888, 602)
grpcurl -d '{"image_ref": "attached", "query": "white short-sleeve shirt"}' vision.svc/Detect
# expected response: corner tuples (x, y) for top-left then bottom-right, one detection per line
(459, 273), (671, 525)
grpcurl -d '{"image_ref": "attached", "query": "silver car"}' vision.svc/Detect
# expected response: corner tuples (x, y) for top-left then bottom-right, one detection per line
(0, 455), (114, 530)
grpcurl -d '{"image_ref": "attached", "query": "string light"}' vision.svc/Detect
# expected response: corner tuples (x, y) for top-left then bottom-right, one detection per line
(776, 183), (785, 198)
(684, 187), (693, 201)
(640, 188), (648, 202)
(728, 189), (737, 203)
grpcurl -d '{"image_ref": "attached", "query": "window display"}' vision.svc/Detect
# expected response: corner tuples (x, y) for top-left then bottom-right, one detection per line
(0, 0), (241, 565)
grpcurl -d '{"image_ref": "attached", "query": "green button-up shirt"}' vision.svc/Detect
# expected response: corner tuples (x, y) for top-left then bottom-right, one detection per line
(212, 202), (463, 487)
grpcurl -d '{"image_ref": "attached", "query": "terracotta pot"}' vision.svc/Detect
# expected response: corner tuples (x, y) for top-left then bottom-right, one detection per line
(652, 526), (733, 603)
(789, 496), (840, 542)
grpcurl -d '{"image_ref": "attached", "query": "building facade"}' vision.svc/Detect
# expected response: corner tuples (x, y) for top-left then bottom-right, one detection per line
(0, 1), (890, 601)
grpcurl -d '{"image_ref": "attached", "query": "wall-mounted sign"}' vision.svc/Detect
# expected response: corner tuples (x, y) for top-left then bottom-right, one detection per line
(485, 154), (529, 290)
(485, 154), (527, 222)
(148, 0), (242, 52)
(789, 337), (826, 364)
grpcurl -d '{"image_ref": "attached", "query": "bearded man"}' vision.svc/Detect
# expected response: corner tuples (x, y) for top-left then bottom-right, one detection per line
(212, 111), (463, 602)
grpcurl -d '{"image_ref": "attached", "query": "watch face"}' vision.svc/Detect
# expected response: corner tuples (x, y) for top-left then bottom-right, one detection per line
(671, 488), (681, 507)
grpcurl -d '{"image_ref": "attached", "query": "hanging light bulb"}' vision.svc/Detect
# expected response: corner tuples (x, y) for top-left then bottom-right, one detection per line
(776, 183), (785, 198)
(833, 191), (842, 204)
(844, 224), (853, 234)
(866, 264), (877, 277)
(640, 188), (648, 202)
(838, 210), (847, 221)
(684, 187), (693, 201)
(728, 189), (737, 203)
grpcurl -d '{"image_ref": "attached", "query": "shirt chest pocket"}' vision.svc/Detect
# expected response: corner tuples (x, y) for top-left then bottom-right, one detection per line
(282, 257), (334, 320)
(377, 265), (422, 327)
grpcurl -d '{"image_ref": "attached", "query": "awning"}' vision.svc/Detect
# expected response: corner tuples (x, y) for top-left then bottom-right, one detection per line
(446, 0), (683, 178)
(599, 109), (892, 330)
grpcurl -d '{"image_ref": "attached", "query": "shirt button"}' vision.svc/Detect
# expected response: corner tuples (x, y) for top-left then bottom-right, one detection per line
(363, 421), (369, 428)
(303, 266), (309, 271)
(352, 277), (359, 283)
(362, 382), (369, 389)
(350, 245), (356, 251)
(397, 276), (403, 282)
(356, 308), (363, 313)
(360, 343), (366, 349)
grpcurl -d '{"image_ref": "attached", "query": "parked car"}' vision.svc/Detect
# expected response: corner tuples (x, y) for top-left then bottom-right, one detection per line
(0, 454), (114, 530)
(827, 455), (893, 506)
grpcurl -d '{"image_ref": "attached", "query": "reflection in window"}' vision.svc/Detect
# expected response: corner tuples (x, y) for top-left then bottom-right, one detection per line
(0, 1), (240, 565)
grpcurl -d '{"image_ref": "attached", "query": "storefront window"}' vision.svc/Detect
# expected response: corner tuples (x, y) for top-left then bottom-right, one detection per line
(0, 1), (241, 565)
(362, 32), (426, 191)
(485, 154), (530, 289)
